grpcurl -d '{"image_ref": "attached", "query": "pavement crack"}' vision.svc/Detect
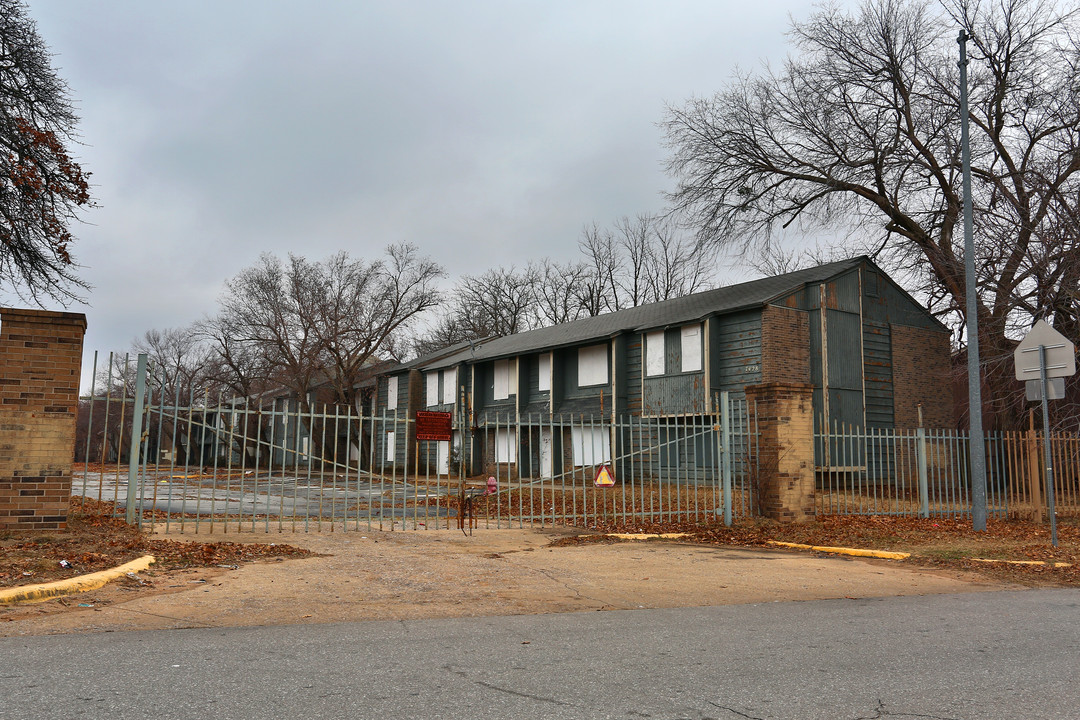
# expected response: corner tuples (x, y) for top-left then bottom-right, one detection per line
(111, 606), (215, 628)
(708, 702), (766, 720)
(498, 556), (623, 609)
(851, 700), (961, 720)
(474, 680), (570, 706)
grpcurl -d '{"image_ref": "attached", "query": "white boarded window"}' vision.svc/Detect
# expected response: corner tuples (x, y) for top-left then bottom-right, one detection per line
(495, 428), (517, 463)
(646, 330), (665, 376)
(538, 353), (552, 392)
(426, 372), (439, 407)
(578, 344), (608, 387)
(386, 376), (398, 410)
(441, 368), (457, 405)
(571, 426), (611, 466)
(493, 359), (510, 400)
(681, 324), (702, 372)
(385, 431), (395, 461)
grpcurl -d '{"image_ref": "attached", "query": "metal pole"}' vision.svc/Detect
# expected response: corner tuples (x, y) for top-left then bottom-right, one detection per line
(1038, 345), (1058, 547)
(124, 353), (149, 524)
(958, 29), (988, 531)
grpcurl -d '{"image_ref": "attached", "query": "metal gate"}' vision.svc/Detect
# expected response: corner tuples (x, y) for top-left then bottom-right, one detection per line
(74, 353), (757, 532)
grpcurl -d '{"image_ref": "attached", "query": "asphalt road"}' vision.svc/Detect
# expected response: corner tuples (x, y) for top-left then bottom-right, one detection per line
(3, 589), (1078, 720)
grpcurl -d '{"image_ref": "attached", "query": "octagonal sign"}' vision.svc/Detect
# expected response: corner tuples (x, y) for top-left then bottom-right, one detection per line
(1014, 320), (1076, 381)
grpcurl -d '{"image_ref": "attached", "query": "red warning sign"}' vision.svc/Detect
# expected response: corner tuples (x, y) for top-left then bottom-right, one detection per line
(593, 464), (615, 487)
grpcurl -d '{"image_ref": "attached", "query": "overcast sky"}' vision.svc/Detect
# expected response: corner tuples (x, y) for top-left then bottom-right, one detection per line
(17, 0), (836, 387)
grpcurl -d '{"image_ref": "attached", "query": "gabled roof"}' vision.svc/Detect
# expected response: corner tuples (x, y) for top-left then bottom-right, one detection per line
(422, 257), (868, 368)
(383, 337), (493, 376)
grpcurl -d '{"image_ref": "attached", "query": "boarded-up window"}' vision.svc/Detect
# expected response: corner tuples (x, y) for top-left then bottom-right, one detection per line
(386, 376), (398, 410)
(426, 372), (439, 407)
(538, 353), (552, 392)
(495, 428), (516, 463)
(646, 330), (665, 376)
(571, 426), (610, 466)
(493, 359), (510, 400)
(385, 431), (395, 462)
(681, 324), (702, 372)
(578, 344), (608, 387)
(441, 368), (457, 405)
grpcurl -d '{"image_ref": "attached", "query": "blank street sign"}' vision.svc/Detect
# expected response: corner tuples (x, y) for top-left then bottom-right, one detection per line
(1014, 320), (1076, 381)
(1026, 377), (1065, 402)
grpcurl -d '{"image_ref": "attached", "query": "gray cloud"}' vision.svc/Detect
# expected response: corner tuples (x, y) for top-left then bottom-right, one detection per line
(16, 0), (832, 385)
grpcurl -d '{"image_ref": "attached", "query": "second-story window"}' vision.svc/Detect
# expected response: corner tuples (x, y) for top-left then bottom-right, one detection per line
(426, 372), (439, 407)
(441, 368), (457, 405)
(493, 359), (510, 400)
(538, 353), (552, 392)
(681, 324), (702, 372)
(387, 376), (398, 410)
(646, 330), (665, 376)
(578, 344), (608, 387)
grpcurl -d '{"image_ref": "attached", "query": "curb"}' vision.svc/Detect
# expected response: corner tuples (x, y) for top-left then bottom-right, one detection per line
(767, 541), (910, 560)
(604, 532), (691, 541)
(969, 557), (1072, 568)
(0, 555), (156, 606)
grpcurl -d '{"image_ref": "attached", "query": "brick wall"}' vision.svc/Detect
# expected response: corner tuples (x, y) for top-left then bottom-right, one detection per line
(891, 324), (954, 428)
(0, 308), (87, 531)
(760, 305), (811, 384)
(745, 382), (815, 522)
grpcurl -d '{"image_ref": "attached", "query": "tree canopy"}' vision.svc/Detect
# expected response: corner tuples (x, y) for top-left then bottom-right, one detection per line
(0, 0), (91, 304)
(663, 0), (1080, 426)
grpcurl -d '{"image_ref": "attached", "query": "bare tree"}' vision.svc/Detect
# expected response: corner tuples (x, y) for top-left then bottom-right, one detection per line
(664, 0), (1080, 427)
(219, 245), (443, 413)
(534, 259), (591, 326)
(0, 0), (92, 304)
(579, 213), (720, 311)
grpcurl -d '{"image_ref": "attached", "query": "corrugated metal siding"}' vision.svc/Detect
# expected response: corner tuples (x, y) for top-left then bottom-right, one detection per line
(709, 309), (763, 393)
(625, 333), (643, 413)
(863, 320), (894, 428)
(643, 374), (708, 414)
(825, 309), (863, 391)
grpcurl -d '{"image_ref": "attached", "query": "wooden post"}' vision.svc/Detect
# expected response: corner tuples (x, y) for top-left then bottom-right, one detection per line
(1026, 409), (1043, 522)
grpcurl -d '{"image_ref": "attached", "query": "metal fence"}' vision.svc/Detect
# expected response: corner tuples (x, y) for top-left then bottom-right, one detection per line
(815, 422), (1080, 519)
(75, 353), (758, 532)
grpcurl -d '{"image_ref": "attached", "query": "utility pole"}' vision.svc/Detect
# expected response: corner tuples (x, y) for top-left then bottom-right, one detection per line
(958, 29), (988, 531)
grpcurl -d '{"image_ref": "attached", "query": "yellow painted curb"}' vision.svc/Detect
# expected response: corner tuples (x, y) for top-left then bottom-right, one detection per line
(0, 555), (156, 606)
(969, 558), (1072, 568)
(605, 532), (691, 541)
(768, 540), (910, 560)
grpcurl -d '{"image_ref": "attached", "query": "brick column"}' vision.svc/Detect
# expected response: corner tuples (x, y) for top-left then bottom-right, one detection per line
(744, 382), (815, 522)
(0, 308), (87, 531)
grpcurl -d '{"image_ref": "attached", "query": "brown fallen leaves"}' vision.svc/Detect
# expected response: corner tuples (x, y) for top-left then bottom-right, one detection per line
(553, 513), (1080, 587)
(1, 498), (311, 588)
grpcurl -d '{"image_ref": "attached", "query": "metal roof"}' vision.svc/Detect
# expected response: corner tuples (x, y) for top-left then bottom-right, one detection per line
(421, 257), (869, 369)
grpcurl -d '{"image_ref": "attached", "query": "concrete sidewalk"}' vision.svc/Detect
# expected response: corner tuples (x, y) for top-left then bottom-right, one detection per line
(0, 526), (1011, 636)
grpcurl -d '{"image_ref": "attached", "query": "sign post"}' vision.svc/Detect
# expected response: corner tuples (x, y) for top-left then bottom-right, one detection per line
(1014, 320), (1076, 547)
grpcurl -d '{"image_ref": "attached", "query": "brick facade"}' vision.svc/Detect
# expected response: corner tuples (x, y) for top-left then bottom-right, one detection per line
(891, 324), (954, 428)
(760, 305), (811, 384)
(0, 308), (87, 531)
(745, 382), (815, 522)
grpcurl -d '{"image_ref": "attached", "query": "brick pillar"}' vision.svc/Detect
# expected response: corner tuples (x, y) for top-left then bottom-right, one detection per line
(0, 308), (87, 531)
(744, 382), (815, 522)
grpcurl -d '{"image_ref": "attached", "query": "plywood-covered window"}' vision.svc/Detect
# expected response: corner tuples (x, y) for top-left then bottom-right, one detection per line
(441, 368), (457, 405)
(578, 344), (608, 387)
(495, 428), (517, 463)
(426, 372), (439, 407)
(386, 376), (398, 410)
(646, 330), (665, 376)
(571, 426), (610, 466)
(385, 431), (395, 462)
(538, 353), (552, 392)
(681, 324), (702, 372)
(493, 359), (510, 400)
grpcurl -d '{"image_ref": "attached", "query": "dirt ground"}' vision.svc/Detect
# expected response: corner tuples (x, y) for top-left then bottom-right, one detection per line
(0, 523), (1016, 637)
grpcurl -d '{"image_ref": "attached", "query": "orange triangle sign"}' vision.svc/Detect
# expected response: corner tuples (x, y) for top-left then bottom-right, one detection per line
(593, 464), (615, 487)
